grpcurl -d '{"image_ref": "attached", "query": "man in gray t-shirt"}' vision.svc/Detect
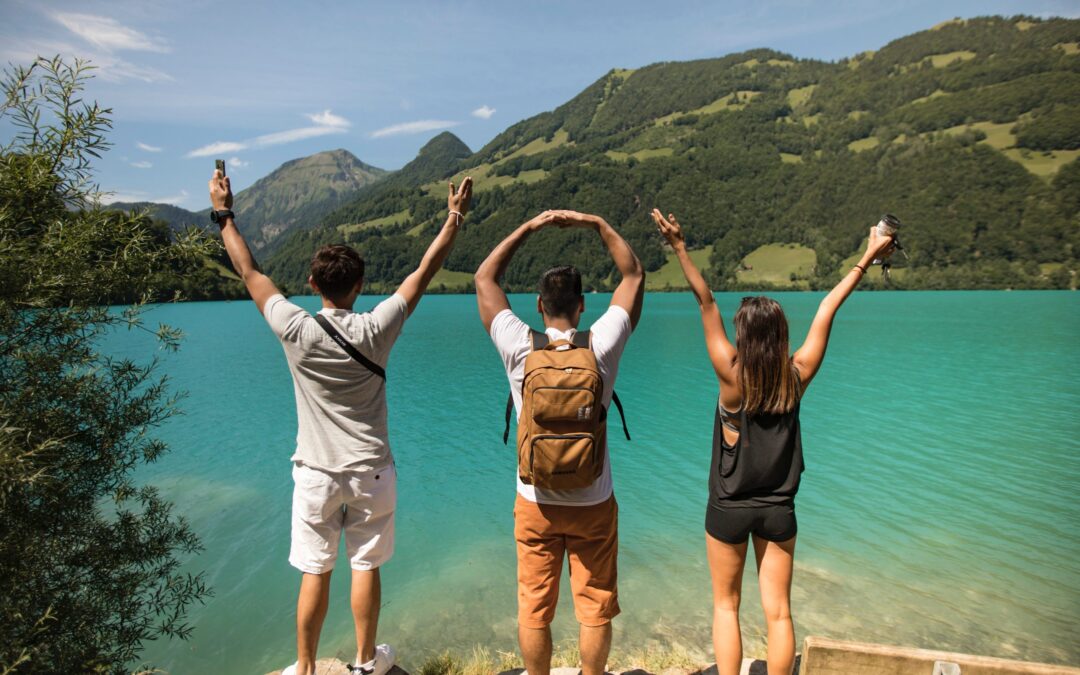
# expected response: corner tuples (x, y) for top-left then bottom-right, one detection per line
(209, 169), (472, 675)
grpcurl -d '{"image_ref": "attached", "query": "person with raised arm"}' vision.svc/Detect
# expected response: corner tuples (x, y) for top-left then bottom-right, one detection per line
(209, 169), (472, 675)
(475, 210), (644, 675)
(650, 208), (895, 675)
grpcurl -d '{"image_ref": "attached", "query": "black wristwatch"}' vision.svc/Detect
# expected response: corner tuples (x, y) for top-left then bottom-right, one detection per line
(210, 209), (235, 227)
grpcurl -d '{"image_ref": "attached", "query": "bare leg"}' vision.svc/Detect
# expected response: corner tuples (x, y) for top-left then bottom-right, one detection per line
(296, 570), (333, 675)
(351, 568), (381, 664)
(519, 624), (553, 675)
(752, 535), (796, 675)
(579, 623), (612, 675)
(706, 533), (748, 675)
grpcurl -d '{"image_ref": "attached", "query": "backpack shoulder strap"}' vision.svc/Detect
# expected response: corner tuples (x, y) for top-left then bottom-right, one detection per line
(314, 314), (386, 380)
(504, 328), (548, 444)
(571, 330), (591, 349)
(530, 329), (549, 350)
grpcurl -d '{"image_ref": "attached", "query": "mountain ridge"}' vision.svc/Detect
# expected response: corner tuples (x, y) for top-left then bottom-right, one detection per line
(262, 14), (1079, 292)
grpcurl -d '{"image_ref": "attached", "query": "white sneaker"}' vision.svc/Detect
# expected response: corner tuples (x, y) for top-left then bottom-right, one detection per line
(280, 664), (297, 675)
(349, 644), (396, 675)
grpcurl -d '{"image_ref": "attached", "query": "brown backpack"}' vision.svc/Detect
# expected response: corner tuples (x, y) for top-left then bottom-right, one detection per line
(503, 330), (629, 490)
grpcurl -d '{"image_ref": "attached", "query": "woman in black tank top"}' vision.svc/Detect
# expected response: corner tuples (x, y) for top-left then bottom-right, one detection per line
(652, 209), (896, 675)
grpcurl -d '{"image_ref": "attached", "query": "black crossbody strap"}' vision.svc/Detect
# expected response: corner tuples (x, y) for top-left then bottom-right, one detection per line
(610, 390), (630, 440)
(503, 393), (514, 445)
(314, 314), (386, 380)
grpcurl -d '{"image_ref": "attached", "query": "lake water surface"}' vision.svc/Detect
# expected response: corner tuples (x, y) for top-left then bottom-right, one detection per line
(116, 292), (1079, 673)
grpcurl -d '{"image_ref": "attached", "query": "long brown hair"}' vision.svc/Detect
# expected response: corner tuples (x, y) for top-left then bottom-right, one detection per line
(734, 296), (801, 416)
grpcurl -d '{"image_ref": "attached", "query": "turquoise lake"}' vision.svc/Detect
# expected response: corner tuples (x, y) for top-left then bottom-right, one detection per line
(114, 291), (1079, 673)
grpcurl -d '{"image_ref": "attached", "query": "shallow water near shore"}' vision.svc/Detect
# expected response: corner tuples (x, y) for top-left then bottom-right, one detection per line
(116, 291), (1079, 673)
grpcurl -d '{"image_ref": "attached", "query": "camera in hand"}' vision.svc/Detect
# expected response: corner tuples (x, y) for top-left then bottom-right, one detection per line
(872, 213), (909, 278)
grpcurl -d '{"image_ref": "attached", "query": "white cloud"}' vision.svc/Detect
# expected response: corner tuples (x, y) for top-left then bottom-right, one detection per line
(0, 38), (172, 83)
(305, 109), (350, 128)
(129, 160), (153, 169)
(227, 157), (249, 169)
(186, 110), (351, 157)
(187, 141), (248, 158)
(98, 188), (189, 206)
(252, 125), (345, 147)
(136, 142), (162, 152)
(156, 190), (189, 206)
(472, 105), (496, 120)
(51, 13), (169, 53)
(371, 120), (459, 139)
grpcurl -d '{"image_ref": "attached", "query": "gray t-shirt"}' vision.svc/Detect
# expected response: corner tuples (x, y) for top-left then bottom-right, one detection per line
(264, 293), (408, 473)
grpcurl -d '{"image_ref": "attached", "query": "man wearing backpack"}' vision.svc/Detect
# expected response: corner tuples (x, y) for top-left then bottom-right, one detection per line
(474, 209), (644, 675)
(208, 170), (472, 675)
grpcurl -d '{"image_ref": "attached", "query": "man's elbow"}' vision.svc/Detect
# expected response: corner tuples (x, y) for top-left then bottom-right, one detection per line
(241, 268), (264, 286)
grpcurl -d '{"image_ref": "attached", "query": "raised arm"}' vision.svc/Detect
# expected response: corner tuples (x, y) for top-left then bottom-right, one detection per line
(554, 210), (645, 330)
(395, 177), (472, 316)
(474, 210), (559, 332)
(652, 209), (737, 387)
(209, 170), (280, 314)
(793, 226), (896, 388)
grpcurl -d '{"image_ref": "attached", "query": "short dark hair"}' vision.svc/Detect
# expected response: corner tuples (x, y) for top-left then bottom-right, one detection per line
(310, 244), (364, 299)
(538, 265), (583, 318)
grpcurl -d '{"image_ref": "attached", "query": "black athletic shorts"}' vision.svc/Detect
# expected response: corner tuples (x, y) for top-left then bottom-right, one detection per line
(705, 502), (797, 545)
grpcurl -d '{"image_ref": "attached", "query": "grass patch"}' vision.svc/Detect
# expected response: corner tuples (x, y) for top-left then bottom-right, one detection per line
(940, 121), (1016, 149)
(422, 162), (547, 195)
(741, 58), (793, 68)
(847, 110), (869, 120)
(839, 244), (908, 284)
(736, 243), (816, 287)
(787, 84), (817, 109)
(607, 147), (675, 162)
(801, 113), (821, 127)
(500, 129), (570, 162)
(912, 89), (951, 104)
(611, 67), (636, 80)
(928, 50), (977, 67)
(1002, 148), (1080, 178)
(653, 91), (760, 127)
(429, 268), (473, 291)
(779, 152), (803, 164)
(847, 137), (880, 152)
(847, 51), (876, 69)
(206, 258), (240, 280)
(1015, 20), (1035, 31)
(646, 246), (713, 290)
(338, 209), (410, 234)
(933, 18), (966, 30)
(1055, 42), (1080, 55)
(406, 221), (428, 237)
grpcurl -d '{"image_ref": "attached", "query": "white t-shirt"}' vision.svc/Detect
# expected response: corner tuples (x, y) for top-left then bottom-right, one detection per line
(490, 305), (632, 506)
(264, 293), (408, 473)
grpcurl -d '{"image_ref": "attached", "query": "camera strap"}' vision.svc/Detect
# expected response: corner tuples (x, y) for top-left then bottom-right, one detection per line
(314, 314), (386, 380)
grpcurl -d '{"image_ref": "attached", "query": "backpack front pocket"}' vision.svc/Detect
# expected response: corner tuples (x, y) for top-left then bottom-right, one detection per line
(531, 387), (597, 424)
(530, 433), (596, 489)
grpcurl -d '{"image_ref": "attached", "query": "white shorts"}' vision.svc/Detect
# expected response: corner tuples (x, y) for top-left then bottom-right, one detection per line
(289, 462), (396, 574)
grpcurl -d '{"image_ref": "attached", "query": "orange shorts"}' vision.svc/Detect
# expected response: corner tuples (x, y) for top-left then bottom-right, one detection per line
(513, 493), (620, 628)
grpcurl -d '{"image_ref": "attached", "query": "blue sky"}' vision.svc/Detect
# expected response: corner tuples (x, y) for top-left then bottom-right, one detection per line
(2, 0), (1078, 210)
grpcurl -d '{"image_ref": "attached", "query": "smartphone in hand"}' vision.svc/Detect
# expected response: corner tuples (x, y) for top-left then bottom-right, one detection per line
(215, 158), (226, 176)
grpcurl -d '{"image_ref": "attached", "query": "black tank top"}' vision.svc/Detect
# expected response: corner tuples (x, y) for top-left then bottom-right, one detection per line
(709, 397), (804, 507)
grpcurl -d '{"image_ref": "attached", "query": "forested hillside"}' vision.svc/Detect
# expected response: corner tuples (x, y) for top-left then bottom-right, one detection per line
(261, 15), (1080, 293)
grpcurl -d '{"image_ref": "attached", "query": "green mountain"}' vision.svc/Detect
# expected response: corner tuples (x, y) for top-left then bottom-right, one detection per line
(265, 15), (1080, 292)
(265, 132), (473, 290)
(103, 201), (205, 231)
(233, 148), (388, 251)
